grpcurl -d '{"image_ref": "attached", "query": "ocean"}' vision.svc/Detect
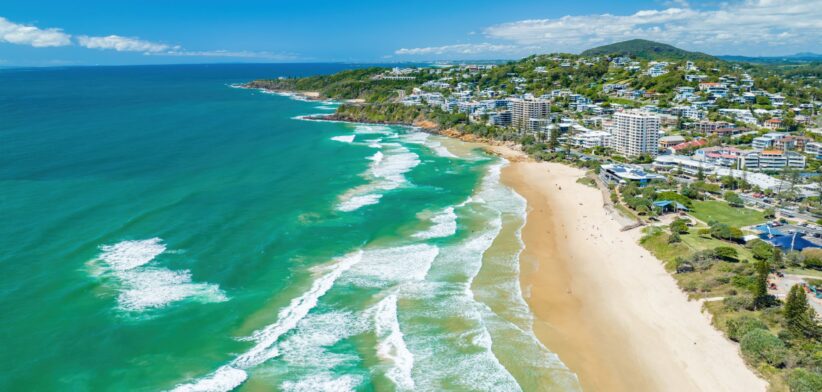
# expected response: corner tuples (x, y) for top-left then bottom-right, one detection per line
(0, 64), (580, 391)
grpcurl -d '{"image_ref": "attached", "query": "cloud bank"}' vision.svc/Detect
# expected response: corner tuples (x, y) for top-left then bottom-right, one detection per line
(0, 17), (71, 47)
(77, 35), (174, 52)
(395, 43), (527, 56)
(396, 0), (822, 57)
(0, 16), (295, 60)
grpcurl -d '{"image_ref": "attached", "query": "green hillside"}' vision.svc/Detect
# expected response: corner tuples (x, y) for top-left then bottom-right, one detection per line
(581, 39), (717, 61)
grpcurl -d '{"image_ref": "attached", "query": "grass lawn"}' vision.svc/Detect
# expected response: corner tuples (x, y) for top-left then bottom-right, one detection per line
(641, 225), (755, 265)
(607, 97), (642, 107)
(615, 204), (639, 221)
(690, 200), (766, 228)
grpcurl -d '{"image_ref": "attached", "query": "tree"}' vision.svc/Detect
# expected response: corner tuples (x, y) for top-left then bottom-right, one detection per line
(714, 246), (739, 262)
(697, 166), (705, 181)
(783, 284), (819, 339)
(749, 239), (775, 261)
(752, 260), (773, 309)
(724, 191), (744, 207)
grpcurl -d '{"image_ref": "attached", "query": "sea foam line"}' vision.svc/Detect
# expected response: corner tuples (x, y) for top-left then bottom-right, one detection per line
(171, 251), (364, 391)
(336, 138), (420, 212)
(373, 294), (415, 391)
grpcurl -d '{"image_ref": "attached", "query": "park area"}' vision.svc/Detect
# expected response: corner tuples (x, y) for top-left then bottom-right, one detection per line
(689, 200), (767, 227)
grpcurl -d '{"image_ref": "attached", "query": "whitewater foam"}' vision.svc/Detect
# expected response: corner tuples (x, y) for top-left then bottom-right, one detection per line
(330, 135), (355, 143)
(93, 238), (227, 312)
(373, 294), (415, 391)
(343, 244), (439, 288)
(413, 207), (457, 240)
(335, 142), (420, 212)
(367, 151), (384, 163)
(231, 251), (364, 368)
(337, 194), (383, 212)
(99, 238), (165, 271)
(170, 366), (247, 392)
(280, 374), (361, 392)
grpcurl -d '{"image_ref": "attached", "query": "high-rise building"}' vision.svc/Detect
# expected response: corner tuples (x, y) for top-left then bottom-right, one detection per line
(508, 98), (550, 131)
(613, 110), (660, 157)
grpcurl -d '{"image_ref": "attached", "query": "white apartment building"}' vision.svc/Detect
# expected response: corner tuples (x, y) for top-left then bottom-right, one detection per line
(571, 131), (613, 149)
(751, 132), (787, 150)
(509, 98), (550, 131)
(613, 110), (661, 157)
(741, 150), (806, 171)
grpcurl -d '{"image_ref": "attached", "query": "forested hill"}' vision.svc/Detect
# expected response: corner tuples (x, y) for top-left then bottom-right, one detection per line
(581, 39), (717, 61)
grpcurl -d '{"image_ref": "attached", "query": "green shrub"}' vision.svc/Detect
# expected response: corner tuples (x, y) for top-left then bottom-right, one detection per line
(670, 219), (690, 234)
(722, 295), (753, 312)
(739, 328), (787, 367)
(714, 246), (739, 262)
(801, 248), (822, 270)
(787, 368), (822, 392)
(726, 315), (767, 341)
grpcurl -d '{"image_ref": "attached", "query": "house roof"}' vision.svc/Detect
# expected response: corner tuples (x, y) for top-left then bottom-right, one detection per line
(653, 200), (689, 210)
(671, 139), (708, 151)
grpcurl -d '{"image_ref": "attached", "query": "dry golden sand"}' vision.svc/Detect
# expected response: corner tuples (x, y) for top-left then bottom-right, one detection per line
(488, 150), (766, 391)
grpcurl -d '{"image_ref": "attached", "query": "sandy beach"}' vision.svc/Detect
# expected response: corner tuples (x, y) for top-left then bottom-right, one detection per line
(486, 146), (766, 391)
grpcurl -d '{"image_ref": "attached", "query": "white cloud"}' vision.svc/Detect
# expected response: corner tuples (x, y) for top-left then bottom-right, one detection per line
(395, 43), (523, 56)
(151, 49), (298, 60)
(76, 35), (174, 53)
(0, 17), (71, 47)
(483, 0), (822, 55)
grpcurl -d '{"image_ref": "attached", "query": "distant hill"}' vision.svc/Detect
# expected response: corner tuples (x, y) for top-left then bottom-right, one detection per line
(718, 53), (822, 64)
(580, 39), (716, 61)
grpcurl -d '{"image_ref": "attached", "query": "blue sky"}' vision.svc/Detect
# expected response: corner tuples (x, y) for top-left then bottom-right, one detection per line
(1, 0), (820, 66)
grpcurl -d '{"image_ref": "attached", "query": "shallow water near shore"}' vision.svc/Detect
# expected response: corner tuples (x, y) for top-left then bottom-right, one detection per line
(0, 64), (579, 391)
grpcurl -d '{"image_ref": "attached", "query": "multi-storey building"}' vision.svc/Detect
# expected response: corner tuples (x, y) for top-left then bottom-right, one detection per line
(741, 150), (806, 171)
(509, 98), (550, 131)
(613, 110), (660, 157)
(805, 142), (822, 159)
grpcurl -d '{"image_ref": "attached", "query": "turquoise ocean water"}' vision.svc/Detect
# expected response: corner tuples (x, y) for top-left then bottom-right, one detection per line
(0, 64), (580, 391)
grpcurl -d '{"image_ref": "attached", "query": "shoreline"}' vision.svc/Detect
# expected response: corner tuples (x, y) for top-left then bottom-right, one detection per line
(498, 157), (767, 392)
(267, 91), (766, 390)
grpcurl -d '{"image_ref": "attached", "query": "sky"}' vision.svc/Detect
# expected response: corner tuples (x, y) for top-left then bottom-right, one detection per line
(1, 0), (820, 66)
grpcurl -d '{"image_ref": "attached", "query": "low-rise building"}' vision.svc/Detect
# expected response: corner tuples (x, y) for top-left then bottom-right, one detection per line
(693, 146), (744, 167)
(805, 142), (822, 159)
(752, 132), (787, 150)
(774, 135), (811, 151)
(659, 135), (686, 149)
(599, 164), (665, 187)
(653, 155), (716, 176)
(571, 131), (613, 149)
(741, 150), (806, 171)
(764, 118), (783, 130)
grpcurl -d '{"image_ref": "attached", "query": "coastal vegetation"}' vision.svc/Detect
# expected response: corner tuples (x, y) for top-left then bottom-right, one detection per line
(580, 38), (717, 61)
(242, 42), (822, 390)
(246, 67), (431, 103)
